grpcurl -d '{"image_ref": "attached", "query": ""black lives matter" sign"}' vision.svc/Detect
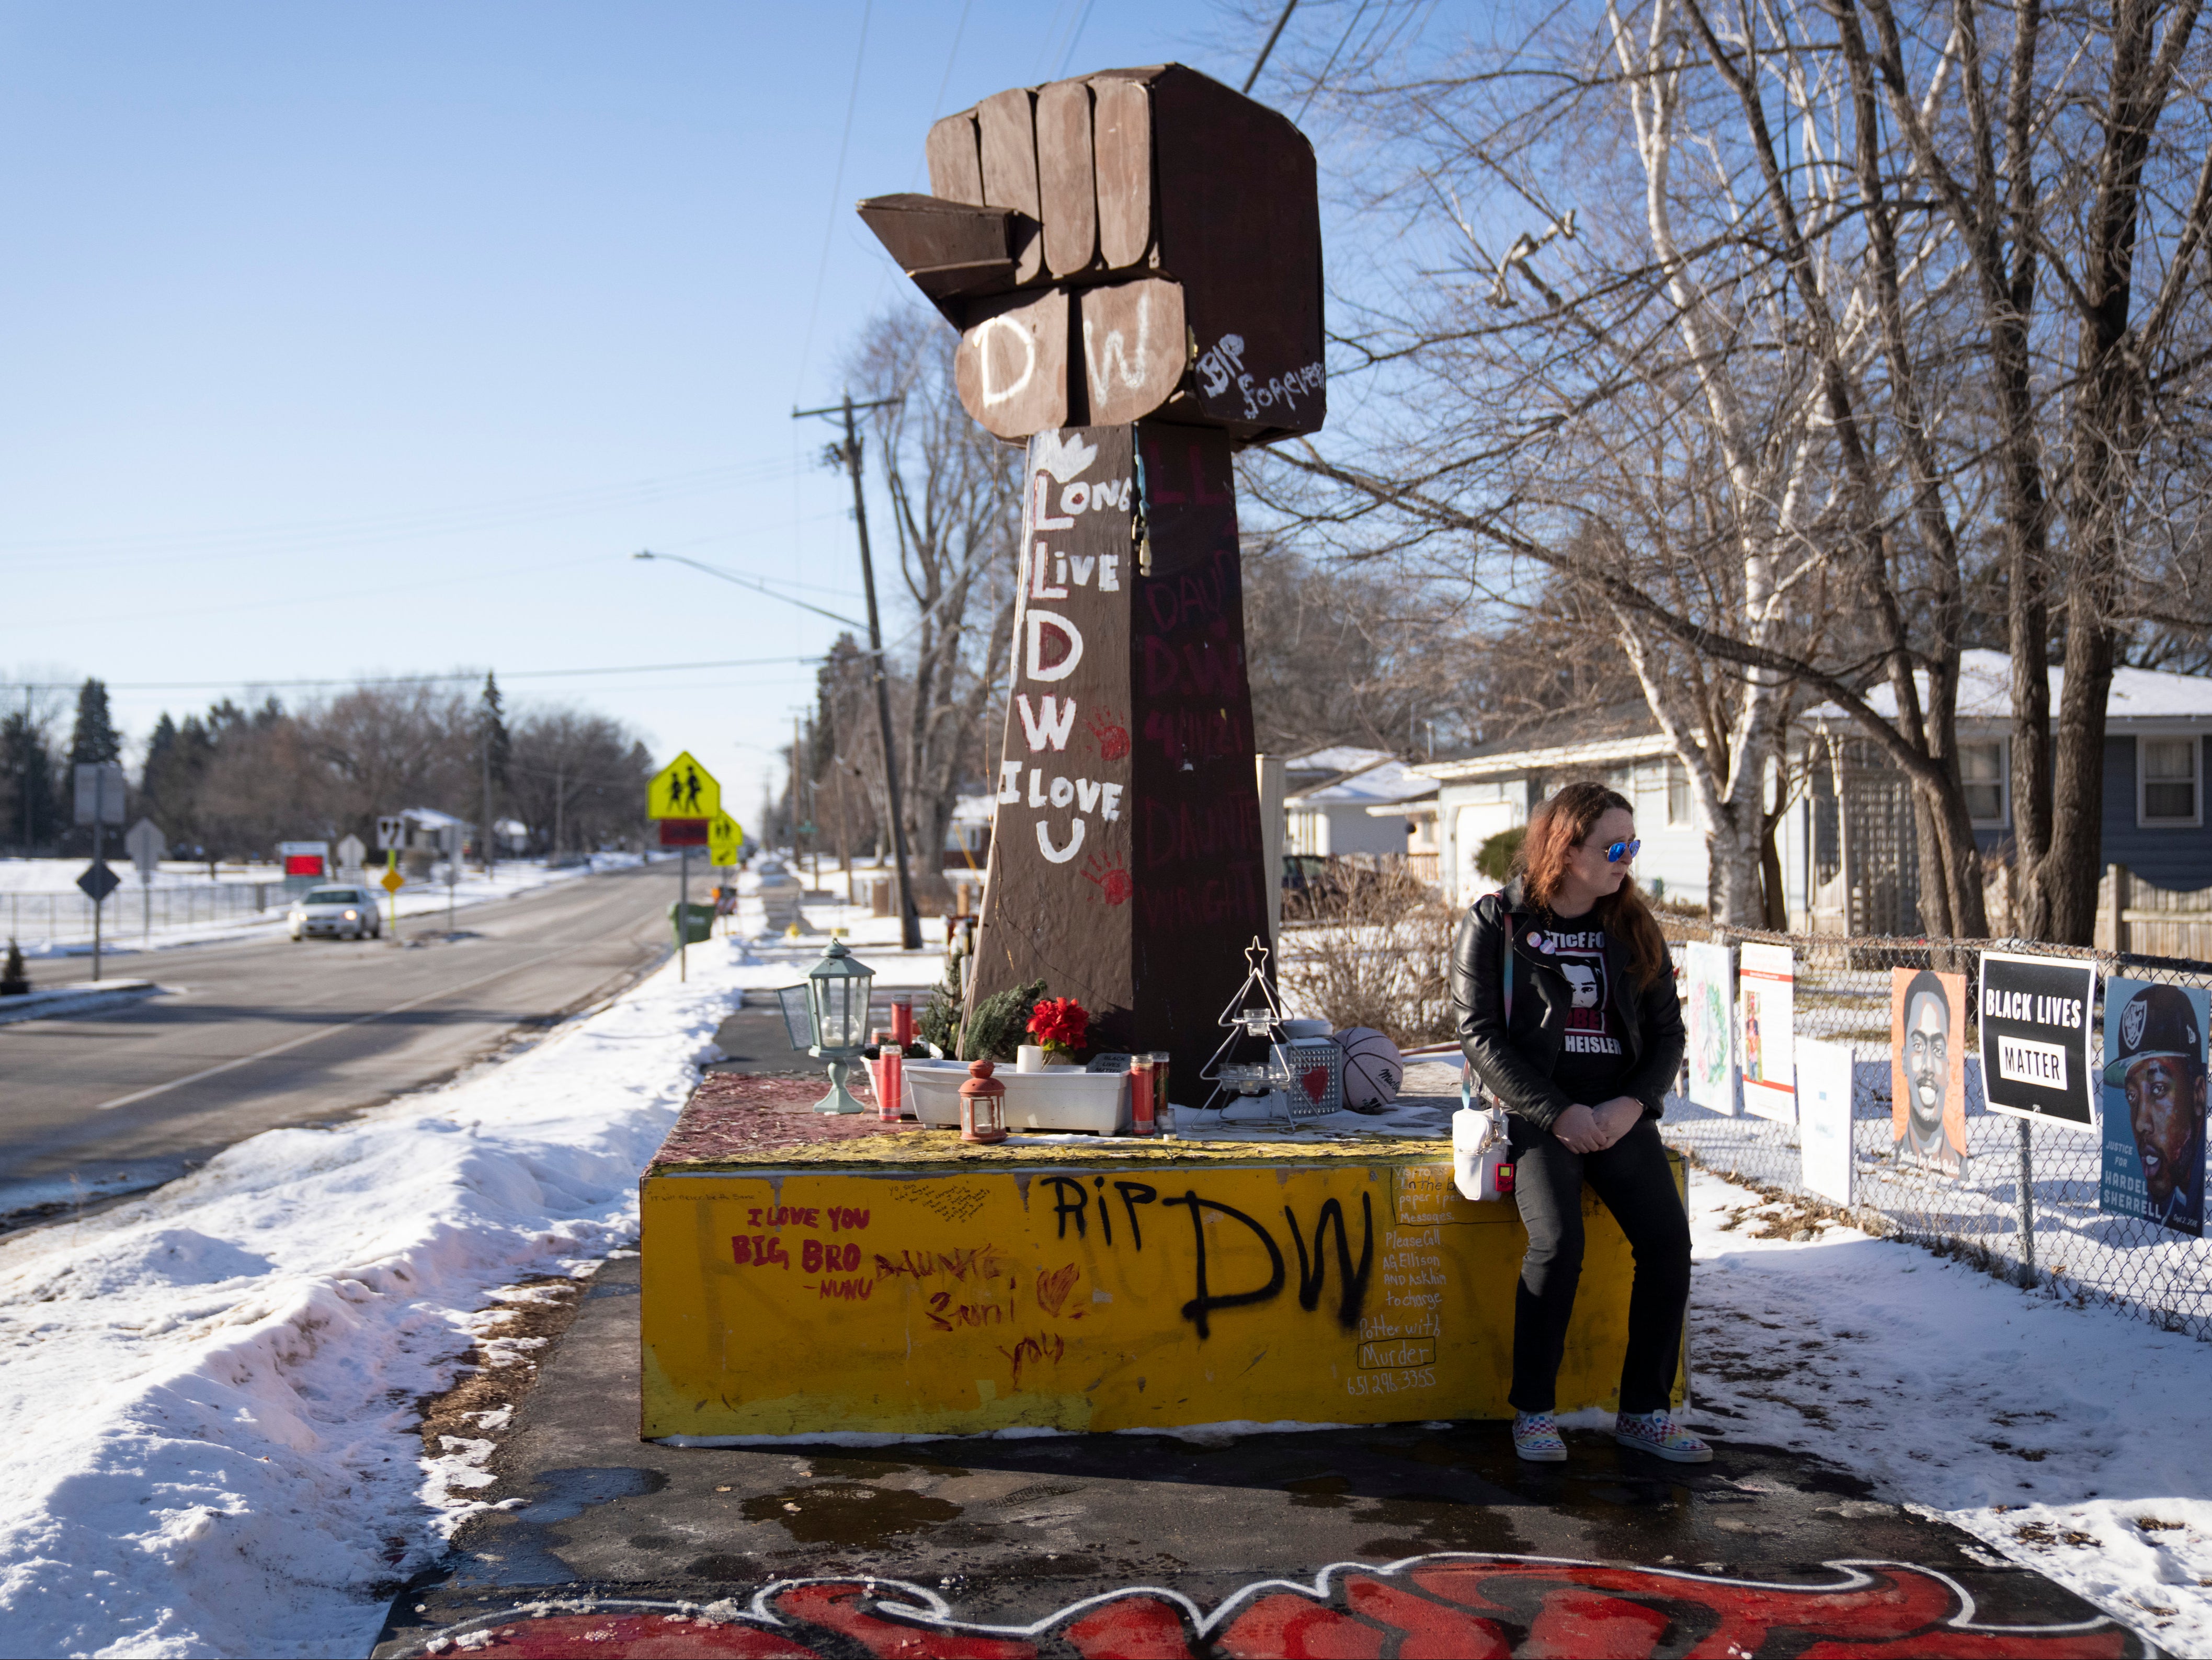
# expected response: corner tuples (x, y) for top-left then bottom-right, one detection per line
(1978, 951), (2099, 1129)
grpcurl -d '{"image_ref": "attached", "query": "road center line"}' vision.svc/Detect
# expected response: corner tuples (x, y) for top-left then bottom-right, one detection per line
(90, 952), (567, 1113)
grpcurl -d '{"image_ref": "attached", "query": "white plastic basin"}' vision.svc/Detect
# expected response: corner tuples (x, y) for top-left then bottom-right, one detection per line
(903, 1060), (1131, 1136)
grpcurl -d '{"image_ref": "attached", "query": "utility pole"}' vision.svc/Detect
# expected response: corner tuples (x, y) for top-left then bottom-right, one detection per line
(795, 391), (920, 948)
(481, 726), (494, 880)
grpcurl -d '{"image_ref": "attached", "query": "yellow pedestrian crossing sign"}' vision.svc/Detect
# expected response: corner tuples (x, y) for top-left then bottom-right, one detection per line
(708, 811), (744, 866)
(648, 751), (721, 821)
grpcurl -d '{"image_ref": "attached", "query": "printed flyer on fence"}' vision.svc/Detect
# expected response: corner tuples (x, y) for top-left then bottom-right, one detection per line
(1979, 950), (2097, 1129)
(1796, 1036), (1855, 1206)
(1891, 966), (1968, 1178)
(2098, 977), (2208, 1238)
(1684, 941), (1735, 1114)
(1737, 942), (1795, 1122)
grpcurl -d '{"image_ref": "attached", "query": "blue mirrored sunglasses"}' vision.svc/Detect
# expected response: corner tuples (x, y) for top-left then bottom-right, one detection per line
(1605, 838), (1641, 863)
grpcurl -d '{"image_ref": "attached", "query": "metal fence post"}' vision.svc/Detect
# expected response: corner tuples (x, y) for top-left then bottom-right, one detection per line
(2015, 1117), (2037, 1287)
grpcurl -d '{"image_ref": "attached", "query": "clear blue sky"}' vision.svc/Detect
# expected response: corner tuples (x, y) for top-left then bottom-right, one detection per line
(0, 1), (1312, 828)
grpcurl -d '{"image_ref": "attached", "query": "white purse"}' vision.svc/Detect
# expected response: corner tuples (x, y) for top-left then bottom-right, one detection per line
(1451, 914), (1518, 1203)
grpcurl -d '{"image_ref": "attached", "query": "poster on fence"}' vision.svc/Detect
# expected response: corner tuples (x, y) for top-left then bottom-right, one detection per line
(1738, 943), (1795, 1122)
(2097, 978), (2207, 1238)
(1684, 942), (1736, 1114)
(1797, 1037), (1855, 1206)
(1891, 967), (1968, 1178)
(1979, 952), (2097, 1129)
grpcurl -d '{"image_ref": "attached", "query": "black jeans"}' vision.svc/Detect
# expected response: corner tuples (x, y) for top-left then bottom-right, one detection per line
(1507, 1114), (1691, 1415)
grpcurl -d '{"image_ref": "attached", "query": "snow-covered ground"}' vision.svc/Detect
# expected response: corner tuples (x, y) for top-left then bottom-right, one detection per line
(1682, 1173), (2212, 1655)
(1, 855), (638, 960)
(0, 929), (751, 1657)
(0, 911), (2199, 1656)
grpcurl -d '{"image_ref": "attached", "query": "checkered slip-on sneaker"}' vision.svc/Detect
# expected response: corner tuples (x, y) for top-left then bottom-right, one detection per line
(1614, 1410), (1713, 1463)
(1511, 1411), (1568, 1462)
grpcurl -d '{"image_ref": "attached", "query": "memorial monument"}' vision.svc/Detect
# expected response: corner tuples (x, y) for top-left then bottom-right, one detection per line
(858, 65), (1324, 1091)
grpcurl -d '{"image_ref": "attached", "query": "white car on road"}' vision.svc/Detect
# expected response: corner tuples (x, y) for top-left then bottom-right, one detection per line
(288, 885), (382, 942)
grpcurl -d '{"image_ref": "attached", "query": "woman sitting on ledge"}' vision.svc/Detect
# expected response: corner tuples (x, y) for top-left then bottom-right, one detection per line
(1451, 781), (1703, 1464)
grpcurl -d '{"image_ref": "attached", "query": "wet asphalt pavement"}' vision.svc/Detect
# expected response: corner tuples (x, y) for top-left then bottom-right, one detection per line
(370, 1005), (2146, 1658)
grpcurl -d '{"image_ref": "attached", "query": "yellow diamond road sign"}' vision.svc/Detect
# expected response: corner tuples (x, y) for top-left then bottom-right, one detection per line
(648, 751), (721, 821)
(380, 867), (405, 894)
(709, 811), (744, 866)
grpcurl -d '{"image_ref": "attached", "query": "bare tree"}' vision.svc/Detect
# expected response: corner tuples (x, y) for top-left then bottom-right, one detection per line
(839, 308), (1022, 897)
(1253, 0), (2212, 940)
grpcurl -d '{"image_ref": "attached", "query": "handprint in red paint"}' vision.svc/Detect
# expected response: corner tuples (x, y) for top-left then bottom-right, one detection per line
(1082, 851), (1132, 906)
(1088, 706), (1131, 761)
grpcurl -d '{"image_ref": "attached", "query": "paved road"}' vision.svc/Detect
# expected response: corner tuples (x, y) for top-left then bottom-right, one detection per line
(0, 863), (679, 1226)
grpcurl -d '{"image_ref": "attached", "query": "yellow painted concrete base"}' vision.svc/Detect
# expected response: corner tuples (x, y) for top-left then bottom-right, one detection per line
(639, 1151), (1685, 1438)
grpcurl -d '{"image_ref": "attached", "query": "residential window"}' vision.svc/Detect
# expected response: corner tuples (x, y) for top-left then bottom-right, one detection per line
(2141, 736), (2202, 826)
(1666, 761), (1690, 827)
(1958, 741), (2006, 824)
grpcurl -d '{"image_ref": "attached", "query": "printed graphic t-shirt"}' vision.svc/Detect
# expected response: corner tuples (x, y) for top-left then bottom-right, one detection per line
(1525, 914), (1633, 1108)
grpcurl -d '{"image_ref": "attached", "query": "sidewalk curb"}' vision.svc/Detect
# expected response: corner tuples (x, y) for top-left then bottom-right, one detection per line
(0, 980), (161, 1026)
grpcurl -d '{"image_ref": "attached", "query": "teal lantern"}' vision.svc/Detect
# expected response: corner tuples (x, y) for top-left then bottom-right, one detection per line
(775, 940), (876, 1115)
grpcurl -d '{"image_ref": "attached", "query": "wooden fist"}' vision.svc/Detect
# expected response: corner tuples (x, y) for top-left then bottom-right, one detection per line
(857, 65), (1324, 447)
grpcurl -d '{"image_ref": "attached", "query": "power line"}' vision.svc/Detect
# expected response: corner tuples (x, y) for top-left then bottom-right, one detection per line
(1244, 0), (1299, 91)
(5, 656), (822, 693)
(0, 459), (800, 573)
(793, 0), (875, 400)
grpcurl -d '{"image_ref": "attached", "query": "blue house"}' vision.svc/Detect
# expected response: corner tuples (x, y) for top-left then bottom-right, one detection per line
(1416, 653), (2211, 937)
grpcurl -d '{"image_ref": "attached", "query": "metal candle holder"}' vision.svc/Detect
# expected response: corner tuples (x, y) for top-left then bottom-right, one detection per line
(775, 940), (876, 1115)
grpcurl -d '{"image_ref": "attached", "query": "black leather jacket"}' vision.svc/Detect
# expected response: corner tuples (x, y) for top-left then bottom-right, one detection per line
(1451, 878), (1684, 1133)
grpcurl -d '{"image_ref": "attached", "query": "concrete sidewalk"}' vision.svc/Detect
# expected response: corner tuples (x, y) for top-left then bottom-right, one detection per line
(372, 1010), (2145, 1658)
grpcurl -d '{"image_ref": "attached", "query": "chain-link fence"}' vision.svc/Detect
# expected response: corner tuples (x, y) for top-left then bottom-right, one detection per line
(1657, 924), (2212, 1343)
(4, 882), (279, 947)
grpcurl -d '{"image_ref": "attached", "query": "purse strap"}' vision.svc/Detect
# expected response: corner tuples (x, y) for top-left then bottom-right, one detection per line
(1462, 900), (1514, 1114)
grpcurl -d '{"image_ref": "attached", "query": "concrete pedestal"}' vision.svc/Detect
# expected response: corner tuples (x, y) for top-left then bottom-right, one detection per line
(637, 1076), (1681, 1440)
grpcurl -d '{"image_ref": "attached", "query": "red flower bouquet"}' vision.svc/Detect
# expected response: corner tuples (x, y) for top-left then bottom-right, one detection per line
(1027, 997), (1090, 1058)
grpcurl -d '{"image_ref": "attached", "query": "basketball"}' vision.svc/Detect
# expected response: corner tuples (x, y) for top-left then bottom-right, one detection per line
(1334, 1027), (1403, 1112)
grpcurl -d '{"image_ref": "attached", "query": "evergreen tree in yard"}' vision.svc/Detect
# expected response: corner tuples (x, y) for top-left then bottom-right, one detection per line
(480, 673), (511, 787)
(0, 711), (58, 853)
(69, 678), (121, 764)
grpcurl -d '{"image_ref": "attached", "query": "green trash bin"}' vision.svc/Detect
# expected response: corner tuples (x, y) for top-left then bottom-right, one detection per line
(671, 900), (715, 945)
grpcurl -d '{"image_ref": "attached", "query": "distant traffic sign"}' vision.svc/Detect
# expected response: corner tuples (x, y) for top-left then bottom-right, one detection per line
(74, 763), (127, 827)
(77, 861), (121, 903)
(648, 752), (721, 821)
(380, 867), (405, 894)
(124, 818), (164, 880)
(658, 817), (709, 848)
(708, 811), (745, 867)
(376, 815), (407, 851)
(336, 833), (366, 873)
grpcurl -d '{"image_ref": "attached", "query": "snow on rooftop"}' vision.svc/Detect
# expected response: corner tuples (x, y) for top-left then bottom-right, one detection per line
(1281, 745), (1396, 776)
(1820, 648), (2212, 724)
(1287, 757), (1438, 806)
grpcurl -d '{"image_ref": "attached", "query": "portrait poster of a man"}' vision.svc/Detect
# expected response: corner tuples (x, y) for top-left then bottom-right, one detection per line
(2097, 979), (2208, 1238)
(1891, 968), (1968, 1177)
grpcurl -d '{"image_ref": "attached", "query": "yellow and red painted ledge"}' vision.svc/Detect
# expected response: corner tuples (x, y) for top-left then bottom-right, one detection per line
(638, 1073), (1678, 1440)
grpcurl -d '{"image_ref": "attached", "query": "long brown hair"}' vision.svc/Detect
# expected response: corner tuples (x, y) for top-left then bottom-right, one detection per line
(1513, 781), (1670, 990)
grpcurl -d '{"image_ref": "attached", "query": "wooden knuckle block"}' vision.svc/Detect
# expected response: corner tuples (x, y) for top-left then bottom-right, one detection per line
(1036, 78), (1099, 280)
(955, 289), (1068, 439)
(1079, 278), (1185, 427)
(978, 87), (1045, 285)
(1090, 75), (1154, 271)
(925, 110), (984, 205)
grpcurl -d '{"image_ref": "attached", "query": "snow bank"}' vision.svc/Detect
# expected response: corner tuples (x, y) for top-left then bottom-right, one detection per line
(0, 930), (747, 1657)
(1688, 1168), (2210, 1654)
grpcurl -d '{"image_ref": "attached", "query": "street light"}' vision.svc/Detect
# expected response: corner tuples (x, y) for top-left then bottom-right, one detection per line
(776, 940), (876, 1115)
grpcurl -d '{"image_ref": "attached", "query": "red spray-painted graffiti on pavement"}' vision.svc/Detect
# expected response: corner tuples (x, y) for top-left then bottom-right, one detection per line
(395, 1554), (2139, 1658)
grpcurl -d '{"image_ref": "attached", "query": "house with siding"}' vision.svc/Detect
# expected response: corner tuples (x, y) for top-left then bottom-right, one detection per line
(1415, 651), (2212, 932)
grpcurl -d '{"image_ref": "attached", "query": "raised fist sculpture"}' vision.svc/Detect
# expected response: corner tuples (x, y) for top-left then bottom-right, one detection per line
(857, 65), (1323, 447)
